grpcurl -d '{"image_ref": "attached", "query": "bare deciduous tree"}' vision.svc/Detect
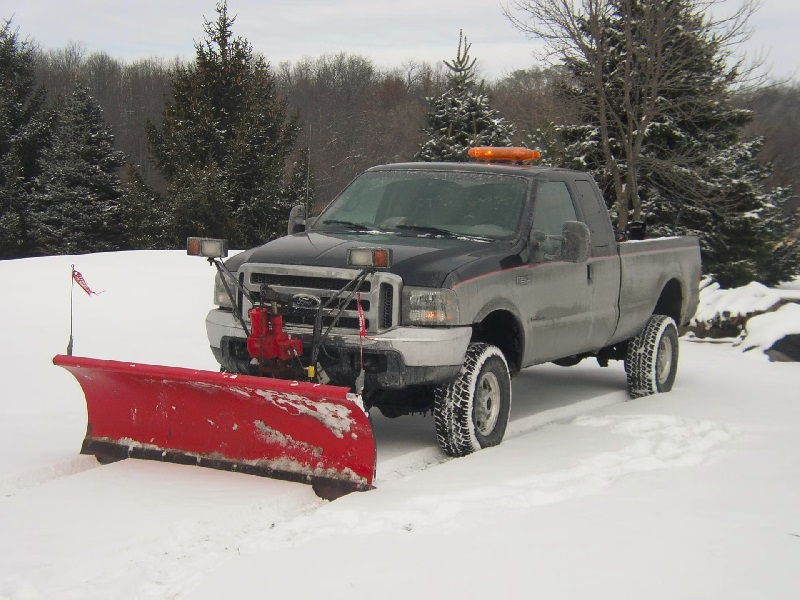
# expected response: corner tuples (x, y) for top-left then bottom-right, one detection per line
(491, 66), (578, 144)
(504, 0), (759, 230)
(277, 53), (443, 208)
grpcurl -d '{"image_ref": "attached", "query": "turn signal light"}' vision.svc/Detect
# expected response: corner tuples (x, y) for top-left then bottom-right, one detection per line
(468, 147), (541, 162)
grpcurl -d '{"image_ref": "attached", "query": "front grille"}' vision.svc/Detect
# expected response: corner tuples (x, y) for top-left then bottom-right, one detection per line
(241, 265), (400, 334)
(250, 291), (369, 312)
(250, 272), (371, 293)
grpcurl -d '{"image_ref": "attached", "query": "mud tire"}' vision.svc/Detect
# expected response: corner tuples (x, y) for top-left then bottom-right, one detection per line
(625, 314), (679, 399)
(434, 343), (511, 457)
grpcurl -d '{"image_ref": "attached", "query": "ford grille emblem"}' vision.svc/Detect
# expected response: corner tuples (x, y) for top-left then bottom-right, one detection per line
(292, 293), (322, 311)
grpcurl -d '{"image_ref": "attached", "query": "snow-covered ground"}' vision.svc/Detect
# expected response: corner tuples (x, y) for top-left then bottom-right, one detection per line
(1, 251), (798, 599)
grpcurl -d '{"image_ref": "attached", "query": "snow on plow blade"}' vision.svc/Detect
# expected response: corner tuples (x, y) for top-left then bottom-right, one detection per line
(53, 355), (375, 499)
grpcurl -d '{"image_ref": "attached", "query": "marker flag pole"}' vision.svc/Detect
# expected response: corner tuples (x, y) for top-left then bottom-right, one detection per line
(67, 264), (75, 356)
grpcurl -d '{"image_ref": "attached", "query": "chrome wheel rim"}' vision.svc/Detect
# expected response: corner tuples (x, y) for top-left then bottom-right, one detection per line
(475, 371), (501, 436)
(656, 334), (673, 387)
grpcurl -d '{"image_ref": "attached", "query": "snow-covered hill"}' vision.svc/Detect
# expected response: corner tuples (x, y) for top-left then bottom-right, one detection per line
(1, 251), (798, 599)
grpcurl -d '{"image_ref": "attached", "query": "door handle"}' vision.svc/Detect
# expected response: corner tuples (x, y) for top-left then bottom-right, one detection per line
(587, 263), (593, 283)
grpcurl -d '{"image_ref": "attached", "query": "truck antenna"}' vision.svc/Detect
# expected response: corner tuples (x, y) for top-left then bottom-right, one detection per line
(304, 131), (311, 231)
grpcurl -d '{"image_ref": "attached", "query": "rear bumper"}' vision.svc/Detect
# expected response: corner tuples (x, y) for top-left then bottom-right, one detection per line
(206, 309), (471, 387)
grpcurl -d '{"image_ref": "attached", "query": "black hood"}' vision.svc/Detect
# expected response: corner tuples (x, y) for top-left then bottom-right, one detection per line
(227, 231), (495, 287)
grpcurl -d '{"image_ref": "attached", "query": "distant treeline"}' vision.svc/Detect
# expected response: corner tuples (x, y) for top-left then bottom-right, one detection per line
(33, 44), (800, 215)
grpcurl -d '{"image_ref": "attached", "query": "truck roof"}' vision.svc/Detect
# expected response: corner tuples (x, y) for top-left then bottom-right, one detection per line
(367, 161), (582, 179)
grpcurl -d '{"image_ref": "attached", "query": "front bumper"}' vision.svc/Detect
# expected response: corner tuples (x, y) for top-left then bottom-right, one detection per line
(206, 308), (471, 387)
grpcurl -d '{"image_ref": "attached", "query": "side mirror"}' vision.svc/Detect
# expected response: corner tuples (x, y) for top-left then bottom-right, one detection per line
(561, 221), (590, 263)
(626, 219), (646, 241)
(287, 204), (306, 235)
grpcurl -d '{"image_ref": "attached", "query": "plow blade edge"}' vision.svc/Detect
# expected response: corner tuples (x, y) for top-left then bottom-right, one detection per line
(53, 355), (375, 497)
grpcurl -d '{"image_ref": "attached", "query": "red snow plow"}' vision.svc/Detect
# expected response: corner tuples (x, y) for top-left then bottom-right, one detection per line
(54, 238), (378, 499)
(53, 355), (375, 499)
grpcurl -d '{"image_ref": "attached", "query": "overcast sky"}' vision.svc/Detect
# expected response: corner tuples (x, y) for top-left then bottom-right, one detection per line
(2, 0), (797, 82)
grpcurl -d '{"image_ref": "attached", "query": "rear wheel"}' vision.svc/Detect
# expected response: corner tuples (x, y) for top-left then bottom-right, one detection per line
(434, 343), (512, 457)
(625, 314), (679, 398)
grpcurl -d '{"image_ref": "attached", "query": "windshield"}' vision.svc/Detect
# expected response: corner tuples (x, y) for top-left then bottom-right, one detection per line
(311, 170), (530, 240)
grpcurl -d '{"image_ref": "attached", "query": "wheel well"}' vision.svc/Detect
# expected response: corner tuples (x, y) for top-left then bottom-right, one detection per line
(471, 310), (523, 375)
(654, 279), (683, 324)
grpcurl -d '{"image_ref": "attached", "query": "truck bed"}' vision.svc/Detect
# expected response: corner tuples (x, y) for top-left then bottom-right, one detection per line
(612, 236), (701, 344)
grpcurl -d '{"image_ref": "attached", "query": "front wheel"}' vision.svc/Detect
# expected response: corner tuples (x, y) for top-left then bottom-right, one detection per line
(625, 314), (679, 398)
(434, 343), (512, 457)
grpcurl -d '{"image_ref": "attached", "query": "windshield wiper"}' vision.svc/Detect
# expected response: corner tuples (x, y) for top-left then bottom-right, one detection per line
(320, 219), (371, 231)
(394, 224), (459, 238)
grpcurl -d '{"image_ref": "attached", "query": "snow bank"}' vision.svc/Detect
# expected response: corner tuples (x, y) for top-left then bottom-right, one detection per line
(691, 280), (783, 331)
(689, 278), (800, 359)
(737, 303), (800, 356)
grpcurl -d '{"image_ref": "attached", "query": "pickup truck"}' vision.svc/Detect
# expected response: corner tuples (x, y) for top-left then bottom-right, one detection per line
(206, 148), (701, 457)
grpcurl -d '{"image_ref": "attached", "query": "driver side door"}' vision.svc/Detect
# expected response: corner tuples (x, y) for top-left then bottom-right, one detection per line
(524, 180), (594, 363)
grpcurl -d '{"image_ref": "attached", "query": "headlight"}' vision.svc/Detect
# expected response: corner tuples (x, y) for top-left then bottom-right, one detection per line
(401, 287), (460, 326)
(214, 272), (234, 309)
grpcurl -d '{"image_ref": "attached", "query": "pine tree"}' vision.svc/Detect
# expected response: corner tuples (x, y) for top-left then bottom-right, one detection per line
(526, 0), (800, 286)
(32, 85), (125, 254)
(0, 19), (51, 258)
(692, 140), (799, 287)
(163, 164), (231, 243)
(416, 31), (514, 161)
(283, 146), (314, 215)
(118, 164), (167, 249)
(148, 1), (301, 247)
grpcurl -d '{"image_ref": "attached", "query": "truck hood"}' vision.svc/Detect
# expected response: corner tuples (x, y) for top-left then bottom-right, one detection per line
(230, 231), (492, 287)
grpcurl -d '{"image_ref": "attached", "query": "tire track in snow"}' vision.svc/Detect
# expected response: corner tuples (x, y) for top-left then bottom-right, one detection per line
(375, 390), (626, 484)
(251, 414), (737, 550)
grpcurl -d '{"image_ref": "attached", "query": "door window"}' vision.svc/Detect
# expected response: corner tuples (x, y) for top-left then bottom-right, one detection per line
(532, 181), (577, 260)
(573, 179), (614, 255)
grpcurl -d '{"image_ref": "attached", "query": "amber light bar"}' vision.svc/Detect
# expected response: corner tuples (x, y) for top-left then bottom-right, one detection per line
(468, 146), (542, 162)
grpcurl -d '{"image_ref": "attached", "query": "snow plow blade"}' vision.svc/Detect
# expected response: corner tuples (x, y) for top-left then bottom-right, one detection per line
(53, 355), (375, 499)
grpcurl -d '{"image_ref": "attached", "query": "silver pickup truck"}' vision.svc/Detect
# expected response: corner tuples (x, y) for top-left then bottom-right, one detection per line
(206, 154), (701, 457)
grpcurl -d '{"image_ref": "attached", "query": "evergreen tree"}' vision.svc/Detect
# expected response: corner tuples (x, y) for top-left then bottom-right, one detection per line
(0, 19), (51, 258)
(32, 85), (125, 254)
(118, 164), (167, 249)
(416, 31), (514, 161)
(283, 146), (314, 214)
(163, 164), (231, 243)
(148, 1), (301, 247)
(692, 140), (799, 287)
(528, 0), (800, 287)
